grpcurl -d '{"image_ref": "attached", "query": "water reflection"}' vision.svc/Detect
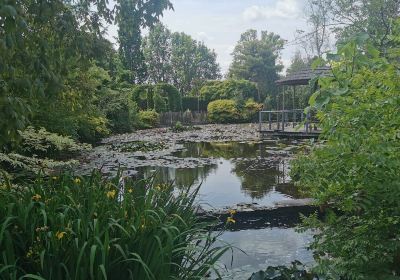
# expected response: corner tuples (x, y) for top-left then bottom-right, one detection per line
(138, 141), (303, 209)
(215, 228), (314, 280)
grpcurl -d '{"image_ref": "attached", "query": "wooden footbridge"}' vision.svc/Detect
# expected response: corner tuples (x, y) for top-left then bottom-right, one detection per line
(258, 67), (330, 139)
(258, 109), (321, 139)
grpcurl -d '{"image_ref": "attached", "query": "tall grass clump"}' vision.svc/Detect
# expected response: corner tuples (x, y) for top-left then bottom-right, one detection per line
(0, 171), (228, 279)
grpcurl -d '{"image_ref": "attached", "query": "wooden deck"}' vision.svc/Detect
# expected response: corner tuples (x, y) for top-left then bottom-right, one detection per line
(258, 110), (321, 139)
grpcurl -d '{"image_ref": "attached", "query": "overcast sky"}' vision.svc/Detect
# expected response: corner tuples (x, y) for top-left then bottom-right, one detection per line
(107, 0), (310, 75)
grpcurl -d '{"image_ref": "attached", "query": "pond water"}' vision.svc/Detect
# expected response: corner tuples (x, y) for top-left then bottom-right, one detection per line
(137, 141), (305, 210)
(81, 138), (314, 278)
(215, 228), (314, 279)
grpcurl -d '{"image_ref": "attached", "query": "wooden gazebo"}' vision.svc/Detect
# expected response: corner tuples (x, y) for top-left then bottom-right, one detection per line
(258, 66), (331, 138)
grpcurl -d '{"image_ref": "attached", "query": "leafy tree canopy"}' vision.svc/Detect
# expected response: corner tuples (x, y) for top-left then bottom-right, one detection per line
(228, 29), (285, 102)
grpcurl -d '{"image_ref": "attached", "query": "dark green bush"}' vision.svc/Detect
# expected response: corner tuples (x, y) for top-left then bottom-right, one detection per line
(132, 84), (182, 113)
(100, 90), (139, 134)
(0, 171), (228, 279)
(182, 96), (207, 112)
(207, 99), (240, 123)
(154, 83), (182, 112)
(138, 110), (160, 128)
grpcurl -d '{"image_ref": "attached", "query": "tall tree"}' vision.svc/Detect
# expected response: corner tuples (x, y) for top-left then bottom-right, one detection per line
(143, 23), (172, 84)
(115, 0), (173, 84)
(143, 27), (221, 94)
(228, 30), (285, 102)
(296, 0), (400, 57)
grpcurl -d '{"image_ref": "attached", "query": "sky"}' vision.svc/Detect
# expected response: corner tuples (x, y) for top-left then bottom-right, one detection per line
(107, 0), (310, 75)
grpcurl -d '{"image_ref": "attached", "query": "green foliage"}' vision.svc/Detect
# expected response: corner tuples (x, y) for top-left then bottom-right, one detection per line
(138, 110), (160, 129)
(0, 171), (228, 279)
(99, 89), (139, 134)
(132, 85), (154, 110)
(133, 83), (182, 113)
(154, 83), (182, 112)
(207, 99), (240, 124)
(143, 25), (221, 95)
(115, 0), (173, 83)
(291, 28), (400, 279)
(249, 261), (316, 280)
(171, 121), (185, 133)
(182, 96), (207, 112)
(242, 99), (263, 122)
(0, 127), (90, 179)
(18, 127), (91, 160)
(199, 80), (259, 103)
(228, 30), (285, 101)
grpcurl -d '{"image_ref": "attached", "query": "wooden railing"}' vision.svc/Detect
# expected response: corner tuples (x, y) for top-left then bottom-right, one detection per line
(258, 109), (319, 134)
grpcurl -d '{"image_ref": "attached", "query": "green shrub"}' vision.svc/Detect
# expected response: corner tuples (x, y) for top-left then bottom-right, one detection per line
(133, 84), (182, 113)
(291, 32), (400, 278)
(153, 92), (168, 113)
(1, 127), (91, 180)
(18, 127), (91, 160)
(182, 96), (207, 112)
(200, 80), (259, 103)
(77, 115), (110, 143)
(154, 83), (182, 112)
(207, 99), (240, 123)
(0, 171), (228, 279)
(242, 99), (263, 122)
(138, 110), (160, 128)
(171, 121), (185, 132)
(100, 90), (139, 134)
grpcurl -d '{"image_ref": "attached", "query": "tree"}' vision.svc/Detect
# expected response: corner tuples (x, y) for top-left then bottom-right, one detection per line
(143, 27), (221, 95)
(143, 23), (172, 84)
(228, 30), (285, 102)
(296, 0), (332, 58)
(297, 0), (400, 57)
(291, 22), (400, 279)
(286, 51), (311, 75)
(115, 0), (173, 84)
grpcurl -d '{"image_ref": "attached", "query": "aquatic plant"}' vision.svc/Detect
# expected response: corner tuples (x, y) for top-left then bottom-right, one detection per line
(0, 171), (228, 279)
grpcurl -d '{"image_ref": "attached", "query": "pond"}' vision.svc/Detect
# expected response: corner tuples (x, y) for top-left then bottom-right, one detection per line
(215, 228), (314, 279)
(136, 141), (306, 210)
(80, 135), (314, 279)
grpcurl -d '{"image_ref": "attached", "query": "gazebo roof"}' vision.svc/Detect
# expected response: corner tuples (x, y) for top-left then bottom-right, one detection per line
(276, 66), (331, 86)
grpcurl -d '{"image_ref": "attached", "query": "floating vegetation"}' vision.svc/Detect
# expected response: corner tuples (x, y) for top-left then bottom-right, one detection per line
(111, 141), (167, 153)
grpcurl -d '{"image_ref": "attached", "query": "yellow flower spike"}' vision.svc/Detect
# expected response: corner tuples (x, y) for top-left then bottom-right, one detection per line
(226, 217), (236, 224)
(52, 176), (57, 180)
(26, 248), (33, 258)
(128, 188), (133, 193)
(56, 231), (67, 240)
(32, 194), (42, 201)
(106, 190), (116, 199)
(74, 178), (81, 184)
(228, 209), (237, 215)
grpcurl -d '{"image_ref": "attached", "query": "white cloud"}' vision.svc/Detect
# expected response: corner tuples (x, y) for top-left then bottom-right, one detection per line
(243, 0), (300, 22)
(196, 31), (213, 42)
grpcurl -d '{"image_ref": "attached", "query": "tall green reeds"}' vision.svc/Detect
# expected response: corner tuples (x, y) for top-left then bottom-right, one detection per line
(0, 171), (228, 279)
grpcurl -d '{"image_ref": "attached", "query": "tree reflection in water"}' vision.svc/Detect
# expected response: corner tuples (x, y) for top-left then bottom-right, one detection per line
(138, 141), (303, 206)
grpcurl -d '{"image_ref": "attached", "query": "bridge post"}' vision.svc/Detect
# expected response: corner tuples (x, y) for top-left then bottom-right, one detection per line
(282, 111), (285, 131)
(259, 111), (262, 132)
(269, 112), (272, 130)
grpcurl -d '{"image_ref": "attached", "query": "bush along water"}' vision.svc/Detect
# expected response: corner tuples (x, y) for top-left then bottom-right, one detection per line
(0, 171), (229, 280)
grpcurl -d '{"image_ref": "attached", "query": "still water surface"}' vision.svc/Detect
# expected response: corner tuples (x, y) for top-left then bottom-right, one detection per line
(137, 141), (304, 209)
(135, 141), (314, 278)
